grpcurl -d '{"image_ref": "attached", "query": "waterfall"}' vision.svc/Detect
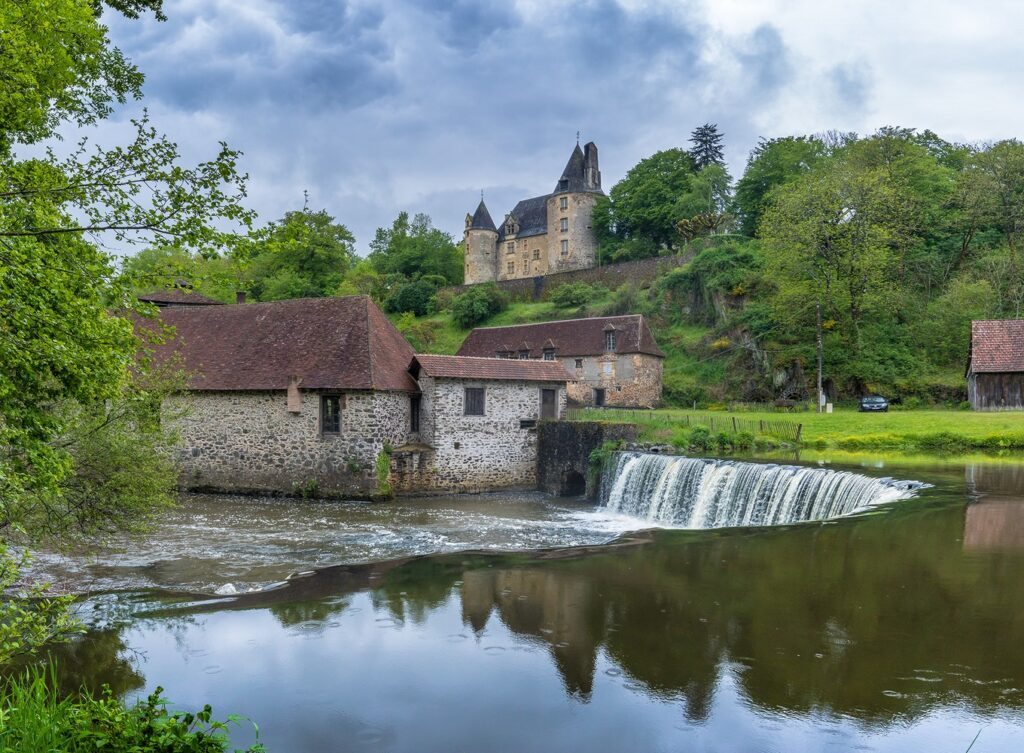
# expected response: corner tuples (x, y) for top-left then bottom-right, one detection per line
(600, 452), (923, 528)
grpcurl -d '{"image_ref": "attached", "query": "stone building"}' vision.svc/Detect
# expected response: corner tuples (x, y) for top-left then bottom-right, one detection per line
(456, 315), (664, 409)
(392, 355), (571, 494)
(146, 295), (572, 497)
(464, 141), (603, 285)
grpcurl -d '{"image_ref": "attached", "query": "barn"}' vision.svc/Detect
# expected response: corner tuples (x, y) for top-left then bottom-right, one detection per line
(967, 319), (1024, 410)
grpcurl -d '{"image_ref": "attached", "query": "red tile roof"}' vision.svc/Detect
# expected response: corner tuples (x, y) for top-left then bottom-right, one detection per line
(970, 320), (1024, 373)
(412, 354), (573, 383)
(456, 315), (664, 359)
(138, 289), (225, 306)
(148, 296), (418, 392)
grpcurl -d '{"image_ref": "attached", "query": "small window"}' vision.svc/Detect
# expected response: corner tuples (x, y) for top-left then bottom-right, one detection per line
(543, 348), (555, 361)
(410, 395), (421, 433)
(604, 330), (616, 351)
(518, 350), (530, 359)
(532, 249), (540, 260)
(594, 388), (606, 407)
(321, 395), (341, 434)
(507, 242), (515, 253)
(520, 419), (537, 429)
(560, 240), (568, 255)
(560, 197), (568, 210)
(574, 358), (583, 369)
(560, 218), (568, 232)
(507, 261), (515, 274)
(464, 387), (485, 416)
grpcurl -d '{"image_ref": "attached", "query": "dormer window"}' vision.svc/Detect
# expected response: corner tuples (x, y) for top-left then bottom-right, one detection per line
(543, 348), (555, 361)
(604, 329), (616, 351)
(518, 350), (530, 359)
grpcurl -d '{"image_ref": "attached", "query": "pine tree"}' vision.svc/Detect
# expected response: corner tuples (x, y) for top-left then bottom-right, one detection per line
(689, 123), (726, 170)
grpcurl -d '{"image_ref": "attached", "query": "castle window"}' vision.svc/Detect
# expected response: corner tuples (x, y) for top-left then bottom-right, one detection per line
(532, 249), (540, 260)
(604, 330), (617, 351)
(560, 240), (568, 255)
(464, 387), (485, 416)
(507, 242), (514, 253)
(560, 197), (568, 210)
(507, 261), (515, 274)
(560, 218), (568, 232)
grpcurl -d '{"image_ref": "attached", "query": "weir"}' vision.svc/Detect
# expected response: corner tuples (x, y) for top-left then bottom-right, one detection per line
(600, 452), (923, 528)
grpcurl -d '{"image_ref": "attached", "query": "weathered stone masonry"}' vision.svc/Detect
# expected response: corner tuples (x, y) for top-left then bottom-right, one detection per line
(168, 389), (412, 497)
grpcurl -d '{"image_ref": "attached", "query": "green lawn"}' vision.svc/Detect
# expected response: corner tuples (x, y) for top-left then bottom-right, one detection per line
(573, 407), (1024, 453)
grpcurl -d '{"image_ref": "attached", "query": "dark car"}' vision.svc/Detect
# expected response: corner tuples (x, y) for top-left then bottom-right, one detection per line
(859, 395), (889, 412)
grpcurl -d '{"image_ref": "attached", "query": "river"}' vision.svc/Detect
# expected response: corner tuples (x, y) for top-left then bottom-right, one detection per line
(33, 455), (1024, 752)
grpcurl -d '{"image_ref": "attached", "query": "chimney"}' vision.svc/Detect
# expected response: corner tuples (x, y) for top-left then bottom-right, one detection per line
(236, 291), (247, 304)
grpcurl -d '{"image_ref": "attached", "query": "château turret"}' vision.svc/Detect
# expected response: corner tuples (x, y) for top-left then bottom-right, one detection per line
(463, 199), (498, 285)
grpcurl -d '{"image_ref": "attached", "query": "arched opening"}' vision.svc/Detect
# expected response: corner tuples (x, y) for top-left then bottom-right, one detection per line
(561, 471), (586, 497)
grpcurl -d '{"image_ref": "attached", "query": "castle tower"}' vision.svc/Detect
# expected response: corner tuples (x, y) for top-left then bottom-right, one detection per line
(463, 199), (498, 284)
(547, 141), (603, 273)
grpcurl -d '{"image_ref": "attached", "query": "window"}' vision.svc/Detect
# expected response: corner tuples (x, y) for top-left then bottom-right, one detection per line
(560, 240), (568, 255)
(507, 261), (515, 274)
(574, 358), (583, 369)
(321, 395), (341, 434)
(410, 395), (421, 433)
(560, 197), (568, 210)
(520, 419), (537, 429)
(593, 388), (606, 407)
(464, 387), (485, 416)
(532, 249), (540, 260)
(560, 218), (568, 232)
(543, 348), (555, 361)
(506, 242), (515, 253)
(518, 350), (530, 359)
(604, 330), (617, 351)
(541, 388), (557, 419)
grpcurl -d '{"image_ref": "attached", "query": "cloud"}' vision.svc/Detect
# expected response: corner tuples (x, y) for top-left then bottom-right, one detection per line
(94, 0), (1024, 253)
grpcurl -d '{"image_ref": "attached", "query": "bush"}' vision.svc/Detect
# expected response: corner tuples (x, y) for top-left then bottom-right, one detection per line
(384, 279), (437, 316)
(0, 669), (264, 752)
(549, 282), (604, 308)
(450, 283), (508, 328)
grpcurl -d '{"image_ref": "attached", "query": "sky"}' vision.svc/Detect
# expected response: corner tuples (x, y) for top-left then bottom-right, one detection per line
(100, 0), (1024, 254)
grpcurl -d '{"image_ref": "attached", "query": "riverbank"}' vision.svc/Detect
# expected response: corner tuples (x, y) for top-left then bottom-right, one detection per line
(572, 407), (1024, 454)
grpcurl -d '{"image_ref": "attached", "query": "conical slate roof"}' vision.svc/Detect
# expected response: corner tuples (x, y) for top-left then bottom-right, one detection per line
(469, 199), (497, 231)
(555, 144), (587, 193)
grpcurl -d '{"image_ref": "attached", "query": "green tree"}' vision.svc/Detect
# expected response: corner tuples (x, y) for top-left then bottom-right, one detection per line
(733, 136), (826, 237)
(121, 246), (245, 302)
(368, 212), (462, 285)
(593, 148), (696, 260)
(450, 283), (507, 329)
(241, 208), (355, 301)
(689, 123), (726, 170)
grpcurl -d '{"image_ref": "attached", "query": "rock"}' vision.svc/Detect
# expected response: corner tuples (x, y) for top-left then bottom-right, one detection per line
(214, 583), (237, 595)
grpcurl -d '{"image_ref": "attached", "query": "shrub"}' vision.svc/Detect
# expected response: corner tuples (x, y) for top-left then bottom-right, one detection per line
(384, 279), (437, 316)
(450, 283), (508, 328)
(549, 282), (604, 308)
(688, 425), (712, 451)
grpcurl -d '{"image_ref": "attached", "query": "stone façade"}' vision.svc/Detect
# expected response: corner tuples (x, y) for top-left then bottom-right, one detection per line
(563, 353), (663, 409)
(463, 142), (603, 285)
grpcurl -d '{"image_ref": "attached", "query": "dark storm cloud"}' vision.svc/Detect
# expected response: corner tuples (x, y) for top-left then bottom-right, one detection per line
(101, 0), (802, 250)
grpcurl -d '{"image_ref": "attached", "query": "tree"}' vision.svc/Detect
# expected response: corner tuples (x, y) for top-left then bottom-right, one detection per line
(241, 208), (356, 301)
(450, 283), (507, 329)
(368, 212), (462, 285)
(733, 136), (827, 236)
(385, 279), (438, 316)
(593, 148), (696, 260)
(689, 124), (725, 170)
(121, 246), (245, 302)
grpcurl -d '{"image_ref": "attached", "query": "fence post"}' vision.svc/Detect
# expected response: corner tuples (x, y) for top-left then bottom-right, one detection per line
(732, 417), (737, 433)
(795, 424), (803, 443)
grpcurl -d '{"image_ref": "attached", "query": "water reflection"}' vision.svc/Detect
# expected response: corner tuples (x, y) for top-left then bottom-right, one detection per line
(46, 477), (1024, 751)
(965, 464), (1024, 552)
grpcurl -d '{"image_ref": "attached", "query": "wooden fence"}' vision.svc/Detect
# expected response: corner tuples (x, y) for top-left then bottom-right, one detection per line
(564, 408), (803, 444)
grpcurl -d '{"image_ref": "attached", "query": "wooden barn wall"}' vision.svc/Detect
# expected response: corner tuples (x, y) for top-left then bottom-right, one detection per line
(968, 371), (1024, 410)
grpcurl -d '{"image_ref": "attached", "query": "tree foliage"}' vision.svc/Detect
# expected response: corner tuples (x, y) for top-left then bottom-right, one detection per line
(368, 212), (462, 285)
(450, 283), (508, 329)
(733, 136), (827, 236)
(689, 123), (726, 170)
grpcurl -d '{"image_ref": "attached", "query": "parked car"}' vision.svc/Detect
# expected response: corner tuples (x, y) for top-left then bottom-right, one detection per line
(859, 395), (889, 412)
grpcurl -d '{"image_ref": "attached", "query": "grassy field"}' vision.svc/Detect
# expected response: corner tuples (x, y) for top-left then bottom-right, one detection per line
(572, 407), (1024, 453)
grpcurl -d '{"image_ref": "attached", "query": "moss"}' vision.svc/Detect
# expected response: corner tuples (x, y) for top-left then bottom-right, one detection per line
(376, 443), (393, 498)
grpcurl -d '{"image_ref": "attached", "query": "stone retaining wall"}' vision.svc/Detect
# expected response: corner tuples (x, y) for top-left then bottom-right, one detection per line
(536, 421), (638, 499)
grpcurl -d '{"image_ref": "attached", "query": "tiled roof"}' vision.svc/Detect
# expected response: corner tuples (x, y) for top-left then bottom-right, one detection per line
(411, 354), (573, 382)
(970, 319), (1024, 373)
(456, 315), (665, 359)
(469, 200), (497, 231)
(138, 289), (225, 306)
(146, 296), (418, 392)
(497, 195), (549, 241)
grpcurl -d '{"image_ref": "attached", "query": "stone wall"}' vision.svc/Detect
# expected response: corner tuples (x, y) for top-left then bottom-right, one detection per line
(463, 228), (498, 285)
(167, 389), (413, 498)
(563, 354), (663, 408)
(546, 191), (598, 274)
(391, 376), (567, 494)
(536, 421), (638, 498)
(442, 253), (691, 303)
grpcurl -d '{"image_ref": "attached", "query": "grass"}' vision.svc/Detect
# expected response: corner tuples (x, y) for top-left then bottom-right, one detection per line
(573, 407), (1024, 454)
